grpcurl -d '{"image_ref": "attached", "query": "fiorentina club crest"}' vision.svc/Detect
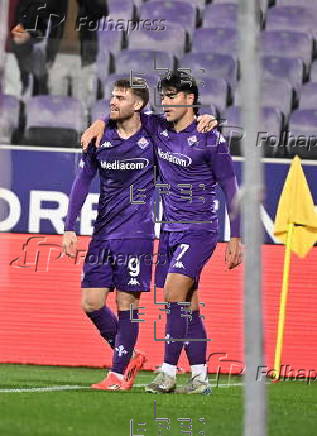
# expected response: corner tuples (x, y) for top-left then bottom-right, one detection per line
(138, 136), (149, 149)
(187, 135), (198, 146)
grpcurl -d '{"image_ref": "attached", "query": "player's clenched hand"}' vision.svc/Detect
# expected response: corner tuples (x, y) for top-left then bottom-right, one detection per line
(80, 119), (106, 150)
(62, 231), (77, 258)
(225, 238), (243, 270)
(196, 114), (218, 133)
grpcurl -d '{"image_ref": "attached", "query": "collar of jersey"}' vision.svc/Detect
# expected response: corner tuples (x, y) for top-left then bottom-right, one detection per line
(102, 124), (148, 145)
(166, 120), (198, 134)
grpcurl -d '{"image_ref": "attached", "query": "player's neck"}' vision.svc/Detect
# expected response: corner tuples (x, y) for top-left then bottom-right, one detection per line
(173, 112), (195, 133)
(116, 113), (141, 139)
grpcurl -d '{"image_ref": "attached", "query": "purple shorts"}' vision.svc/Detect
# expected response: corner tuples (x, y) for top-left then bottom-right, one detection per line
(154, 230), (218, 288)
(81, 238), (154, 292)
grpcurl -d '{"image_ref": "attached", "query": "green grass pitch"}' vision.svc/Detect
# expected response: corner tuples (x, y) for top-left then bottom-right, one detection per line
(0, 364), (316, 436)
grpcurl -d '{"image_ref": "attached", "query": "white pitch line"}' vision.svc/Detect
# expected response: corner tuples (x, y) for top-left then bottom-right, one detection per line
(0, 382), (245, 393)
(0, 385), (87, 393)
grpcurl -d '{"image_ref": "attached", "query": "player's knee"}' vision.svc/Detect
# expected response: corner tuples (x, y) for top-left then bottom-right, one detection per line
(116, 292), (139, 311)
(81, 296), (103, 313)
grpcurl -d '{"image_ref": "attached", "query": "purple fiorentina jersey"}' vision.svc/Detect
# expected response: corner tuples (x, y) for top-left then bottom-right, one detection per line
(78, 124), (155, 239)
(142, 115), (236, 233)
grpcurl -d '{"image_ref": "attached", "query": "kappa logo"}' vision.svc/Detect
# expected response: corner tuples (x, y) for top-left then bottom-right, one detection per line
(138, 136), (149, 149)
(79, 159), (85, 168)
(100, 141), (113, 148)
(128, 277), (140, 286)
(158, 148), (192, 167)
(100, 158), (149, 170)
(172, 261), (185, 269)
(215, 130), (227, 144)
(160, 129), (169, 137)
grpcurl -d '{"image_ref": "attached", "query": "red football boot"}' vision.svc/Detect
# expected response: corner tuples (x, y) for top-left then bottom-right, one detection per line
(123, 350), (147, 390)
(91, 372), (128, 391)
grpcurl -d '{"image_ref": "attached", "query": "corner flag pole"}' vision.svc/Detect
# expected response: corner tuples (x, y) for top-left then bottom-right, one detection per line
(273, 223), (294, 379)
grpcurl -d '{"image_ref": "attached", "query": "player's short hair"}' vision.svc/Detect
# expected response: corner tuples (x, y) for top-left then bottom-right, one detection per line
(158, 71), (200, 114)
(114, 77), (149, 110)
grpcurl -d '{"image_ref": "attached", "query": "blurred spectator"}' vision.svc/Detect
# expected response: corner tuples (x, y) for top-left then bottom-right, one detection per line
(10, 0), (106, 95)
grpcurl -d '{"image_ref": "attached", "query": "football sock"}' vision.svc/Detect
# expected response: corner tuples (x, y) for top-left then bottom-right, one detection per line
(161, 363), (177, 378)
(191, 364), (208, 382)
(163, 302), (187, 367)
(112, 310), (139, 375)
(86, 306), (118, 349)
(184, 310), (207, 366)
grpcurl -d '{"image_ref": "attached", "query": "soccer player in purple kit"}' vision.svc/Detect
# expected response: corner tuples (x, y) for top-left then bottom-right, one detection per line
(142, 72), (243, 394)
(63, 78), (155, 391)
(82, 71), (243, 395)
(64, 76), (216, 391)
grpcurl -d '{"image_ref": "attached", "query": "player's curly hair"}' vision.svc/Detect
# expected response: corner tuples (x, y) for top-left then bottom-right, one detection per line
(158, 70), (200, 114)
(114, 77), (149, 110)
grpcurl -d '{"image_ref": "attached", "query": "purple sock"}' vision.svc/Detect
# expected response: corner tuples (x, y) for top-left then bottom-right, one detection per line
(86, 306), (118, 349)
(112, 310), (139, 374)
(184, 310), (207, 365)
(164, 302), (188, 366)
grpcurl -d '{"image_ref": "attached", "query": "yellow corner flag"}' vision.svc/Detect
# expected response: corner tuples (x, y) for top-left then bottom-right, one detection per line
(273, 155), (317, 258)
(272, 156), (317, 380)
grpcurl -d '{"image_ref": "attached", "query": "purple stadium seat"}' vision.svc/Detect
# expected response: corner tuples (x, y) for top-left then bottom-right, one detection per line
(0, 95), (20, 144)
(192, 28), (238, 56)
(276, 0), (317, 17)
(179, 52), (238, 91)
(107, 0), (135, 21)
(115, 49), (174, 76)
(266, 6), (317, 39)
(298, 83), (317, 110)
(91, 100), (110, 121)
(147, 0), (206, 10)
(261, 56), (304, 92)
(287, 109), (317, 158)
(104, 74), (160, 108)
(25, 96), (86, 147)
(203, 4), (238, 29)
(222, 106), (283, 157)
(128, 23), (186, 57)
(139, 0), (196, 33)
(198, 103), (218, 117)
(260, 30), (313, 67)
(97, 27), (123, 80)
(199, 77), (228, 113)
(97, 24), (123, 55)
(213, 0), (267, 14)
(311, 62), (317, 82)
(235, 78), (293, 119)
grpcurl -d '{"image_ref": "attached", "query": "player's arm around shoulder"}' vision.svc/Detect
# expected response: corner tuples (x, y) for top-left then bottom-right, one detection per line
(81, 119), (106, 150)
(195, 114), (218, 133)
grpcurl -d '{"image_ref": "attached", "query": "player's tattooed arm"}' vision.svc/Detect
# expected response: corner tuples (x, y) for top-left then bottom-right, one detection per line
(195, 114), (218, 133)
(80, 113), (218, 151)
(81, 119), (106, 150)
